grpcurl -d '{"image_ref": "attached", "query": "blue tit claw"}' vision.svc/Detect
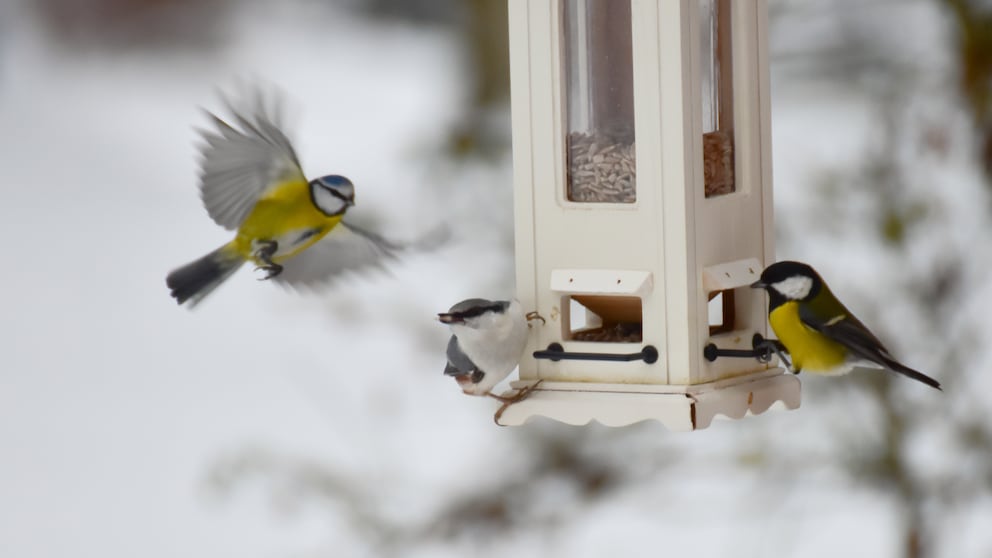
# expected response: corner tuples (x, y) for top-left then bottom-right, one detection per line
(253, 263), (284, 281)
(252, 240), (278, 259)
(251, 240), (282, 280)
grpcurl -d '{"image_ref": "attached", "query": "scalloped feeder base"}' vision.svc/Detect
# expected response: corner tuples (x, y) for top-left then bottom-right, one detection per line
(495, 369), (800, 430)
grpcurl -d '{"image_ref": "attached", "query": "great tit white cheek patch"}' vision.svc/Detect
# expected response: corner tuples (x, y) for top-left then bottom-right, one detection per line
(771, 275), (814, 300)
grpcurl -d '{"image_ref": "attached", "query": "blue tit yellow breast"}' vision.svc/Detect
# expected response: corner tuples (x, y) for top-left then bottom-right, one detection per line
(768, 301), (849, 372)
(232, 177), (343, 262)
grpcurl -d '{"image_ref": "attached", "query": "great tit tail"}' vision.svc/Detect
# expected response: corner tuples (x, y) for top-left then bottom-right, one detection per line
(166, 243), (243, 307)
(879, 354), (942, 391)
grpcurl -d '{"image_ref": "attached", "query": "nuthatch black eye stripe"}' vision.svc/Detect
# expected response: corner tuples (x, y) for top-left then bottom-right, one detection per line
(449, 303), (506, 321)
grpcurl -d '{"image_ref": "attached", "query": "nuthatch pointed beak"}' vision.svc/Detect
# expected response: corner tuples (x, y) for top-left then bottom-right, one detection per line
(438, 313), (461, 324)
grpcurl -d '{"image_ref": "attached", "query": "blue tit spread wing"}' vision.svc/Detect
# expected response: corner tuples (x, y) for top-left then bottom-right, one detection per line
(197, 88), (306, 230)
(798, 305), (942, 389)
(444, 336), (477, 377)
(272, 220), (402, 287)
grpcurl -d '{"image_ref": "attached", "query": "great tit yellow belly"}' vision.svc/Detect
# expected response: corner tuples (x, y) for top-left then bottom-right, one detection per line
(768, 300), (850, 373)
(752, 261), (941, 390)
(166, 88), (400, 307)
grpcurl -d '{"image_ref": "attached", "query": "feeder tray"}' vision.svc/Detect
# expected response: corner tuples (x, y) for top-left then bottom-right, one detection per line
(496, 370), (800, 430)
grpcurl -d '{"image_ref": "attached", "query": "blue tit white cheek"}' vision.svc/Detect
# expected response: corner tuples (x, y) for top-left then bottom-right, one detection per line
(312, 186), (348, 215)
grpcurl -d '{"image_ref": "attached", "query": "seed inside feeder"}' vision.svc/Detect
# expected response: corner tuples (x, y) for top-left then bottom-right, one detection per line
(571, 322), (643, 343)
(567, 131), (636, 203)
(703, 130), (734, 197)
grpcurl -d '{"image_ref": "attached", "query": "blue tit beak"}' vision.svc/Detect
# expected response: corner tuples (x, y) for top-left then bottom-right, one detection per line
(750, 280), (767, 289)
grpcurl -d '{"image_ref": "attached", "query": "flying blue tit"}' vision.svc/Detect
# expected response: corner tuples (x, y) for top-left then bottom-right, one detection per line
(751, 261), (941, 390)
(438, 299), (544, 402)
(166, 88), (399, 306)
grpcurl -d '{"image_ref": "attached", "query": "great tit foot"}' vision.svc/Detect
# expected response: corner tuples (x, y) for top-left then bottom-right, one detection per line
(774, 351), (794, 372)
(753, 336), (794, 371)
(769, 344), (794, 372)
(492, 380), (545, 424)
(525, 311), (547, 326)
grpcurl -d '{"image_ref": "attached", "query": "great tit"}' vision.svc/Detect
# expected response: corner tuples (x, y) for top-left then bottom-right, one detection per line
(751, 261), (941, 390)
(166, 88), (399, 307)
(438, 299), (544, 403)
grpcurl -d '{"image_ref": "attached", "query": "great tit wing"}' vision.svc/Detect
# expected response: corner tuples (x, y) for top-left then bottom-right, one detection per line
(798, 305), (889, 359)
(444, 336), (477, 377)
(799, 305), (942, 389)
(197, 87), (306, 230)
(272, 220), (402, 287)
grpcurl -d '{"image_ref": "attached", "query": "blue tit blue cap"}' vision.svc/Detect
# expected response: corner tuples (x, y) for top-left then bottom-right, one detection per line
(315, 175), (354, 198)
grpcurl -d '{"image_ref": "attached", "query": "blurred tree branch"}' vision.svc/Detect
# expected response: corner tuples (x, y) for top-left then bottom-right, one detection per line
(207, 426), (673, 556)
(32, 0), (231, 49)
(350, 0), (510, 158)
(941, 0), (992, 185)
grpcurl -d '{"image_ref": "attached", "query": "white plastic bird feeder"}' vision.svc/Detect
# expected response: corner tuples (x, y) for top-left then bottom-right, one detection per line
(502, 0), (800, 430)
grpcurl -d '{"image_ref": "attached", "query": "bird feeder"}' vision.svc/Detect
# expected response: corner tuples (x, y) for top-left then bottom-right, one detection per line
(501, 0), (800, 430)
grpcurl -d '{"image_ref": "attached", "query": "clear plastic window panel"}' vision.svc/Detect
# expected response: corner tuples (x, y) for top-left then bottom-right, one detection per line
(700, 0), (735, 197)
(563, 0), (636, 203)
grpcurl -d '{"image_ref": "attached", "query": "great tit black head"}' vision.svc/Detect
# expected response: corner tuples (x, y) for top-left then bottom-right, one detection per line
(750, 260), (823, 304)
(310, 175), (356, 216)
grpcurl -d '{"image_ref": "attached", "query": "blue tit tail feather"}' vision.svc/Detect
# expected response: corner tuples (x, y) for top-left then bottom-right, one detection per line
(167, 243), (244, 307)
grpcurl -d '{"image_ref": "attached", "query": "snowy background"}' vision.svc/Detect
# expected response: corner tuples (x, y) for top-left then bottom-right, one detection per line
(1, 0), (991, 557)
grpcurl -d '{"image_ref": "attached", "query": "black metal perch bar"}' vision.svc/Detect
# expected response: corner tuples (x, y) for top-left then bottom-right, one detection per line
(703, 333), (788, 365)
(534, 343), (659, 364)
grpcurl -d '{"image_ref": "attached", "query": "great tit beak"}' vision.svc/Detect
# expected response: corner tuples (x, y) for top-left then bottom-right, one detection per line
(750, 280), (766, 289)
(438, 313), (461, 324)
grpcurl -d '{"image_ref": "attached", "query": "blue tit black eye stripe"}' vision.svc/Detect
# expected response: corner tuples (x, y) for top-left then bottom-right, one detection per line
(308, 180), (350, 217)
